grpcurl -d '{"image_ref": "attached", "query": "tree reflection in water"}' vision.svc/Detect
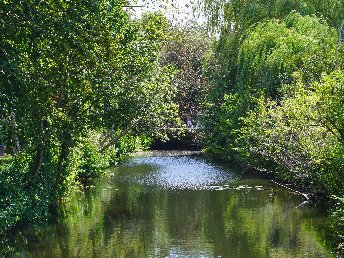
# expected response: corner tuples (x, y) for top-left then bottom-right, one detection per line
(0, 152), (334, 258)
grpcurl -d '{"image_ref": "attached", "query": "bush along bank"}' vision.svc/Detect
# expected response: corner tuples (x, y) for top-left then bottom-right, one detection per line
(201, 7), (344, 252)
(203, 68), (344, 256)
(0, 132), (151, 233)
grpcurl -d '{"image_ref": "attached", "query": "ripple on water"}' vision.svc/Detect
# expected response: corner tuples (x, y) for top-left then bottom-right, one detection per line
(117, 155), (238, 190)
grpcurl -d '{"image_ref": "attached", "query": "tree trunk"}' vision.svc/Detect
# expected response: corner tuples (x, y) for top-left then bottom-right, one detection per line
(33, 148), (44, 177)
(50, 142), (70, 213)
(33, 120), (45, 176)
(56, 143), (69, 186)
(99, 123), (115, 149)
(10, 112), (20, 153)
(99, 121), (138, 154)
(339, 19), (344, 45)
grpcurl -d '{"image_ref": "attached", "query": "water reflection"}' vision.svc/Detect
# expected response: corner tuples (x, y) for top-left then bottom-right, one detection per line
(0, 151), (334, 257)
(118, 154), (236, 190)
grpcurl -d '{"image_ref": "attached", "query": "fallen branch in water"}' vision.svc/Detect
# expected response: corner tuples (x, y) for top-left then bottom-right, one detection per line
(271, 180), (310, 207)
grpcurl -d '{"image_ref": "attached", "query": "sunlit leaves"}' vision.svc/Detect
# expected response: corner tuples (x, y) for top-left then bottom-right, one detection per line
(160, 24), (212, 120)
(239, 71), (344, 195)
(198, 0), (344, 248)
(198, 0), (344, 33)
(237, 12), (337, 99)
(0, 0), (177, 230)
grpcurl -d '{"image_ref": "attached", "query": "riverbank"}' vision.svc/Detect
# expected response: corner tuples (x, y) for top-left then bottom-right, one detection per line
(1, 144), (341, 256)
(202, 149), (343, 256)
(0, 133), (151, 234)
(198, 3), (344, 254)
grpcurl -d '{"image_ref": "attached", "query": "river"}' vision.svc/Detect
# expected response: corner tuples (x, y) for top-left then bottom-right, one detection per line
(0, 151), (336, 257)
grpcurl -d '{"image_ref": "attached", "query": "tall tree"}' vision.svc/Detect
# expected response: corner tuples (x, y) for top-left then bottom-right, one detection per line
(0, 0), (176, 212)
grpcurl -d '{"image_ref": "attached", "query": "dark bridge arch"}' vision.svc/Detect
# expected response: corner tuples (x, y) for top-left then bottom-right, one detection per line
(149, 128), (201, 150)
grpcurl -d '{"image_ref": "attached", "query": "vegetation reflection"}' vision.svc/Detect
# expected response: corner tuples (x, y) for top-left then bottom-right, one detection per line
(2, 155), (334, 257)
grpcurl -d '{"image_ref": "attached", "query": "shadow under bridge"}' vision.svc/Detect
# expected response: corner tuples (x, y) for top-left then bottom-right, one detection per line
(149, 127), (202, 151)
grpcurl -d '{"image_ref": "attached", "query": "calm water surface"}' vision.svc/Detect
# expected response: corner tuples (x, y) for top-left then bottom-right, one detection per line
(0, 151), (335, 257)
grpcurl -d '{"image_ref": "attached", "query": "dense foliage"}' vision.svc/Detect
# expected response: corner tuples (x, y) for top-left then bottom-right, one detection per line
(160, 24), (212, 123)
(198, 0), (344, 250)
(0, 0), (343, 252)
(0, 0), (176, 231)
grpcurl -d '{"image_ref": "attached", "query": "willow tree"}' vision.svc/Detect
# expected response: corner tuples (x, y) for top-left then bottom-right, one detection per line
(198, 0), (343, 156)
(198, 0), (344, 32)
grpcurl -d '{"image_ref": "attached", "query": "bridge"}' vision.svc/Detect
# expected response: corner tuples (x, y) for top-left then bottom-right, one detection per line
(156, 127), (201, 132)
(150, 127), (202, 150)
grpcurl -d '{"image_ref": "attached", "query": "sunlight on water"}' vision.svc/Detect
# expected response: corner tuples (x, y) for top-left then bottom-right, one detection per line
(120, 154), (236, 190)
(0, 151), (335, 258)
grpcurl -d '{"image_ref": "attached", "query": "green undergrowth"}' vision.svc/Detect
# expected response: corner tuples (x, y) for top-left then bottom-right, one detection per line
(0, 133), (151, 233)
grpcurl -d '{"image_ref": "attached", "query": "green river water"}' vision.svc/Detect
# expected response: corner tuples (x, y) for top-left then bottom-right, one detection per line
(0, 151), (336, 257)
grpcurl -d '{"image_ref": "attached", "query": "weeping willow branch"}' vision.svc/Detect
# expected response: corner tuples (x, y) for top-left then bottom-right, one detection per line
(339, 19), (344, 45)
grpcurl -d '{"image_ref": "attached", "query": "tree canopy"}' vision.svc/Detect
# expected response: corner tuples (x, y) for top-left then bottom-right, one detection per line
(0, 0), (177, 230)
(197, 0), (344, 248)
